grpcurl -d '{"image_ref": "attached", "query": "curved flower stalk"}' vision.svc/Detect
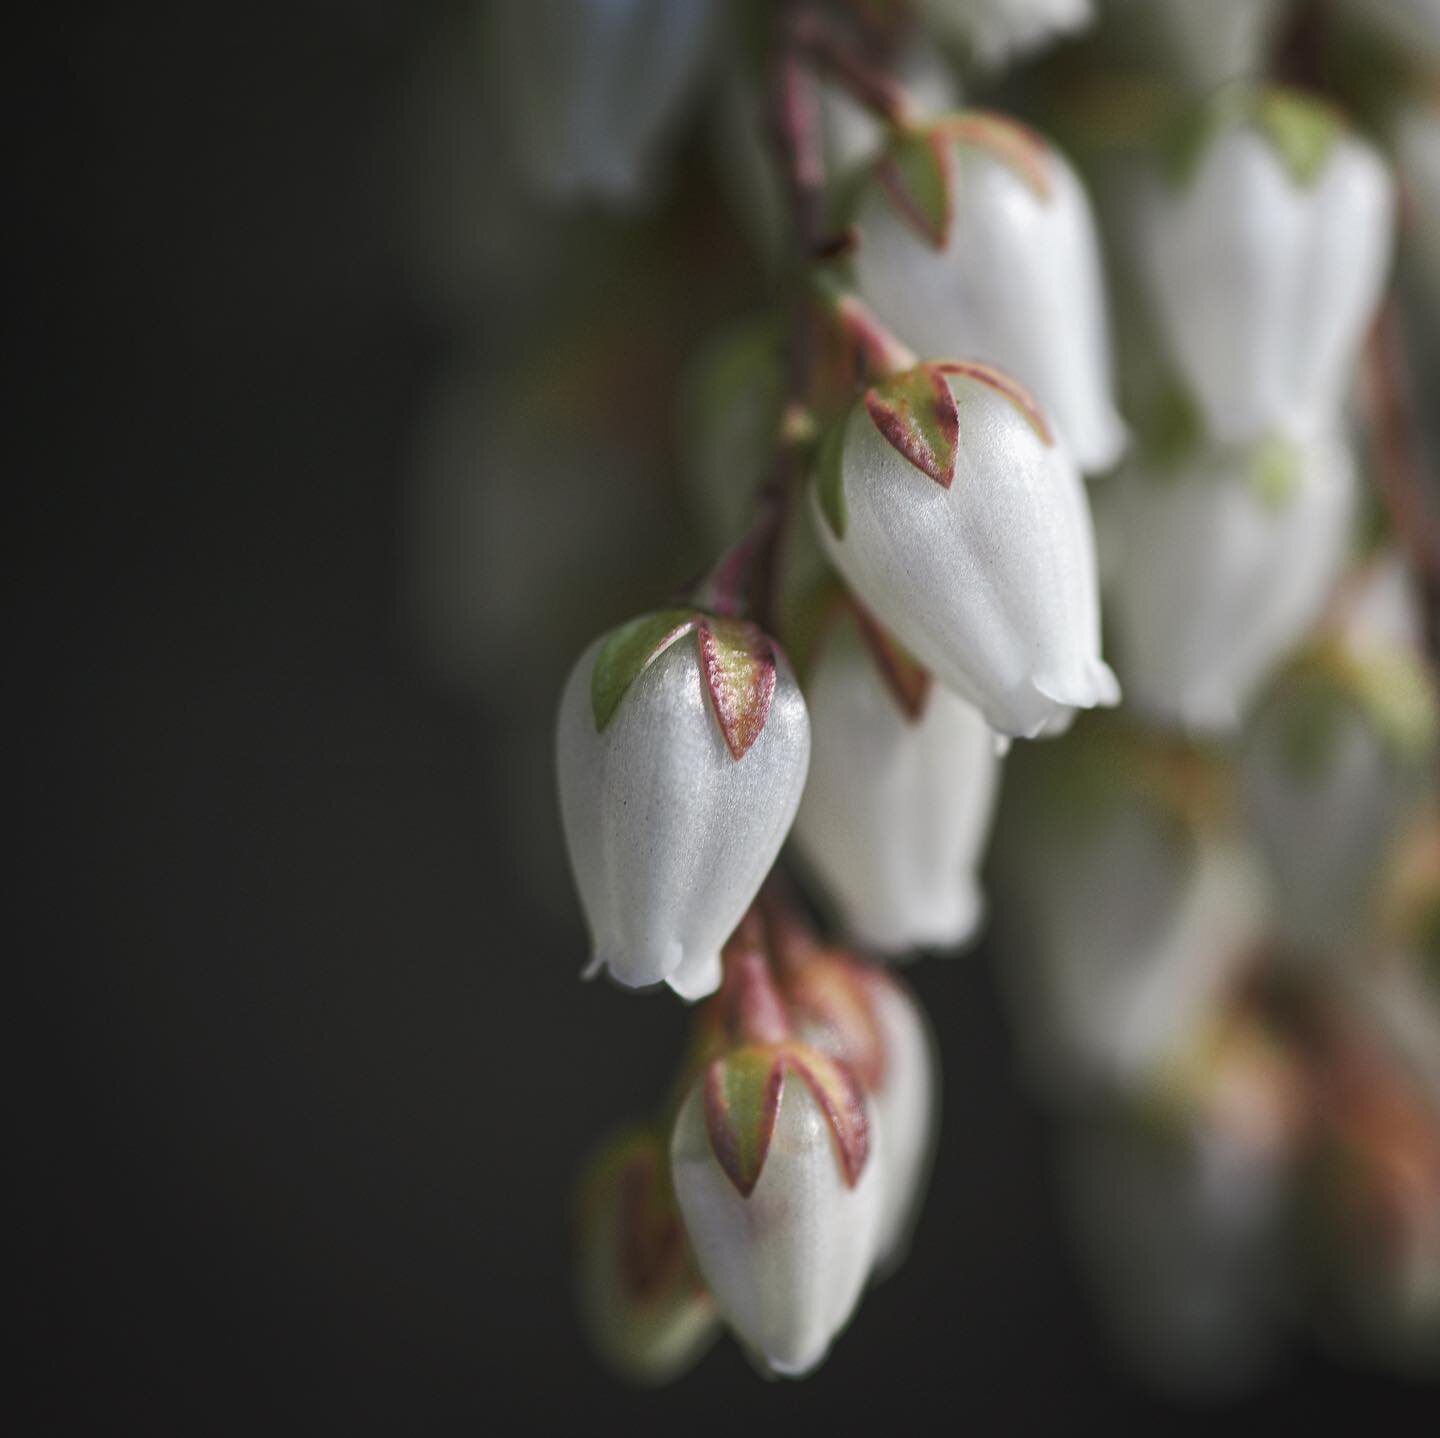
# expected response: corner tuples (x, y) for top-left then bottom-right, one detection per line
(755, 908), (939, 1271)
(556, 612), (810, 999)
(921, 0), (1094, 71)
(670, 944), (883, 1376)
(712, 34), (958, 273)
(995, 728), (1267, 1103)
(790, 606), (1001, 953)
(576, 1128), (718, 1384)
(850, 112), (1127, 473)
(492, 0), (717, 206)
(1133, 87), (1395, 447)
(1100, 432), (1358, 735)
(812, 357), (1118, 738)
(1240, 560), (1439, 955)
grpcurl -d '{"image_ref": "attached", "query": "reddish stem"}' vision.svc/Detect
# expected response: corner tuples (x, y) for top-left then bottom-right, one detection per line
(719, 919), (793, 1046)
(789, 5), (918, 130)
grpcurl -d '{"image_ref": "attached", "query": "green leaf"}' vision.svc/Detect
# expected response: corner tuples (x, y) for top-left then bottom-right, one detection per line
(591, 609), (699, 731)
(697, 618), (777, 761)
(1254, 88), (1345, 189)
(876, 126), (954, 249)
(814, 416), (849, 539)
(703, 1046), (784, 1197)
(864, 364), (959, 487)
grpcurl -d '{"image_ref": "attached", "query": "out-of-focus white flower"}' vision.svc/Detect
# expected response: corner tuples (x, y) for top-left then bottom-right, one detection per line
(1240, 559), (1438, 954)
(556, 613), (810, 999)
(1134, 89), (1395, 447)
(812, 359), (1118, 738)
(791, 611), (1000, 953)
(670, 1032), (883, 1376)
(1101, 432), (1358, 735)
(851, 113), (1127, 473)
(1099, 0), (1285, 93)
(1336, 0), (1440, 62)
(996, 731), (1267, 1103)
(576, 1128), (718, 1384)
(923, 0), (1094, 70)
(492, 0), (717, 206)
(1064, 1017), (1302, 1396)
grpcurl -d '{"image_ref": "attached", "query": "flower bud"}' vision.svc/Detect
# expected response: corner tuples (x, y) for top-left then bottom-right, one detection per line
(493, 0), (717, 206)
(922, 0), (1095, 70)
(556, 612), (810, 999)
(812, 360), (1118, 738)
(791, 610), (1001, 953)
(670, 1032), (883, 1376)
(576, 1128), (718, 1384)
(1240, 559), (1438, 954)
(851, 114), (1127, 472)
(1100, 432), (1358, 734)
(1134, 88), (1395, 447)
(774, 935), (939, 1271)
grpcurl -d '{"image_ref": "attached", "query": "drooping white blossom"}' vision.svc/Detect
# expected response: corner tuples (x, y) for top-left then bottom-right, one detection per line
(493, 0), (717, 206)
(792, 615), (1001, 953)
(812, 361), (1118, 738)
(1239, 557), (1438, 954)
(670, 1048), (884, 1376)
(852, 115), (1127, 473)
(1133, 92), (1395, 446)
(997, 738), (1268, 1102)
(556, 615), (810, 999)
(922, 0), (1094, 70)
(1100, 433), (1358, 735)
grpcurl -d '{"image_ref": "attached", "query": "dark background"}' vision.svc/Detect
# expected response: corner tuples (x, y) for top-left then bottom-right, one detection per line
(11, 4), (1431, 1431)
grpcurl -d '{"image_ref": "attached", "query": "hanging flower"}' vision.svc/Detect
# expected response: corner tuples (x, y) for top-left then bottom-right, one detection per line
(1133, 86), (1395, 447)
(492, 0), (718, 206)
(851, 111), (1127, 473)
(790, 605), (1001, 954)
(921, 0), (1095, 71)
(1100, 432), (1358, 734)
(669, 944), (884, 1376)
(556, 611), (810, 999)
(811, 358), (1118, 738)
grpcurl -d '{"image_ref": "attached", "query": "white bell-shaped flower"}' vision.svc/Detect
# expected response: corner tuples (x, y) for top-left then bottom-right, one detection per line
(1133, 90), (1395, 447)
(922, 0), (1094, 70)
(791, 612), (1001, 953)
(1100, 432), (1358, 734)
(493, 0), (717, 206)
(996, 733), (1268, 1103)
(851, 115), (1127, 473)
(556, 612), (810, 999)
(670, 1038), (884, 1376)
(812, 360), (1118, 738)
(576, 1128), (718, 1384)
(765, 921), (940, 1271)
(1239, 558), (1438, 954)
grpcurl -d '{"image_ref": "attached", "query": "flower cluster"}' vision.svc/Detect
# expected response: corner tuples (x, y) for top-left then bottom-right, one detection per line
(418, 0), (1440, 1394)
